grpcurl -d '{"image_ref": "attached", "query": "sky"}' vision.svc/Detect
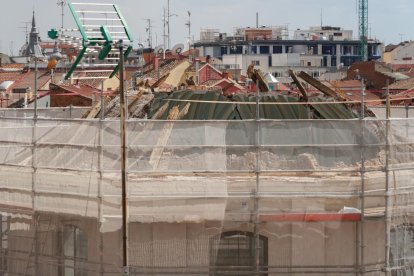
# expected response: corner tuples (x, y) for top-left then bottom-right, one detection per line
(0, 0), (413, 55)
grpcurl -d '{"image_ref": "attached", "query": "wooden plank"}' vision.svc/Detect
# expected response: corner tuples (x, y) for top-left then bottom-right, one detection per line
(148, 104), (190, 170)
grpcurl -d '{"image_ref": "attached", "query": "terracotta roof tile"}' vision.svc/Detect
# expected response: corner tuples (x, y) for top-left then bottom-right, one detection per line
(0, 72), (24, 84)
(330, 80), (361, 89)
(387, 78), (414, 90)
(54, 84), (103, 98)
(0, 63), (25, 71)
(342, 91), (382, 106)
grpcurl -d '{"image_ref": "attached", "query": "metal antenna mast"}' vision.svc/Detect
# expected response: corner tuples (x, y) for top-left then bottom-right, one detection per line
(166, 0), (177, 50)
(146, 19), (153, 48)
(19, 22), (31, 45)
(358, 0), (368, 61)
(185, 11), (191, 55)
(9, 41), (14, 56)
(57, 0), (66, 29)
(167, 0), (170, 49)
(163, 8), (167, 58)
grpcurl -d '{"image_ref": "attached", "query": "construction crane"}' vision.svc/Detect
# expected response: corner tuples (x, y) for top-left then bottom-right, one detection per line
(358, 0), (368, 61)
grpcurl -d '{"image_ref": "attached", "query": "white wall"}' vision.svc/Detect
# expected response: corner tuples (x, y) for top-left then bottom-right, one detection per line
(300, 55), (323, 67)
(294, 28), (353, 41)
(222, 54), (269, 74)
(27, 95), (50, 108)
(272, 54), (300, 67)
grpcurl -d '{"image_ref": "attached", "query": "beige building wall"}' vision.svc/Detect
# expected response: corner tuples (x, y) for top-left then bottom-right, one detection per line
(383, 52), (393, 64)
(14, 219), (383, 275)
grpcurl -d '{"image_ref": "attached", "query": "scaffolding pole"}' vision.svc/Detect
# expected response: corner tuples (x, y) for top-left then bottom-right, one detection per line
(30, 113), (39, 276)
(101, 80), (105, 120)
(98, 111), (104, 276)
(384, 81), (391, 276)
(359, 78), (366, 275)
(254, 81), (261, 275)
(119, 40), (129, 276)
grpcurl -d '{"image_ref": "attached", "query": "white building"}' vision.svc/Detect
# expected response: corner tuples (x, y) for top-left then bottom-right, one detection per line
(195, 26), (382, 82)
(294, 26), (353, 41)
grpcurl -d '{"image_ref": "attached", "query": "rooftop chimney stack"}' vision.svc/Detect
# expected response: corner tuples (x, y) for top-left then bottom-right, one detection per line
(256, 12), (259, 28)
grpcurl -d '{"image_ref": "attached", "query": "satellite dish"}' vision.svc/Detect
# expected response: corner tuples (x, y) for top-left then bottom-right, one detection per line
(171, 43), (185, 55)
(154, 45), (164, 56)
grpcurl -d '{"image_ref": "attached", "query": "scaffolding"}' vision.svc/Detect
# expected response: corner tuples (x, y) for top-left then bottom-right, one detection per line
(1, 104), (414, 275)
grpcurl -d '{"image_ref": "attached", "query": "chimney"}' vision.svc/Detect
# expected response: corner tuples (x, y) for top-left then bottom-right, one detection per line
(0, 57), (2, 67)
(154, 57), (159, 71)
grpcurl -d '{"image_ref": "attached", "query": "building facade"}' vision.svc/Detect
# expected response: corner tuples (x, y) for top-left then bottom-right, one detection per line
(383, 41), (414, 65)
(1, 117), (414, 275)
(194, 26), (382, 81)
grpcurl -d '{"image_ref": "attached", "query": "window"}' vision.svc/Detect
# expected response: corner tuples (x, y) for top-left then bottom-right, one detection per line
(322, 45), (333, 55)
(210, 231), (268, 275)
(251, 60), (260, 66)
(230, 46), (243, 55)
(259, 46), (270, 54)
(1, 214), (9, 275)
(220, 46), (228, 56)
(390, 224), (414, 275)
(333, 32), (343, 37)
(343, 46), (352, 55)
(311, 71), (320, 78)
(61, 225), (88, 276)
(273, 46), (283, 54)
(251, 46), (257, 54)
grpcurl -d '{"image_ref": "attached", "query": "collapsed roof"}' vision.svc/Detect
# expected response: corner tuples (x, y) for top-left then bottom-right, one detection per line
(82, 88), (360, 120)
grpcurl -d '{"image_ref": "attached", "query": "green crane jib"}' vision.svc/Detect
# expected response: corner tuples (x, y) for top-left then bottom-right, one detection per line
(358, 0), (369, 61)
(48, 2), (134, 80)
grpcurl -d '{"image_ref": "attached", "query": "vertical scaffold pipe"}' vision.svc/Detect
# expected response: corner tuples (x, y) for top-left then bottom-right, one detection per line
(385, 80), (391, 276)
(359, 78), (366, 275)
(254, 80), (260, 275)
(119, 40), (129, 276)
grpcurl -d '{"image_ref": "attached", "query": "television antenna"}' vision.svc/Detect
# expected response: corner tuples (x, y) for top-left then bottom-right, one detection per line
(19, 21), (31, 45)
(166, 0), (178, 49)
(9, 41), (14, 56)
(399, 33), (405, 43)
(48, 1), (134, 80)
(145, 18), (153, 48)
(185, 11), (191, 54)
(57, 0), (67, 29)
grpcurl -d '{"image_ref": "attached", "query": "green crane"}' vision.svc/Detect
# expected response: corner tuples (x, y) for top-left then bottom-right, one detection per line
(358, 0), (368, 61)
